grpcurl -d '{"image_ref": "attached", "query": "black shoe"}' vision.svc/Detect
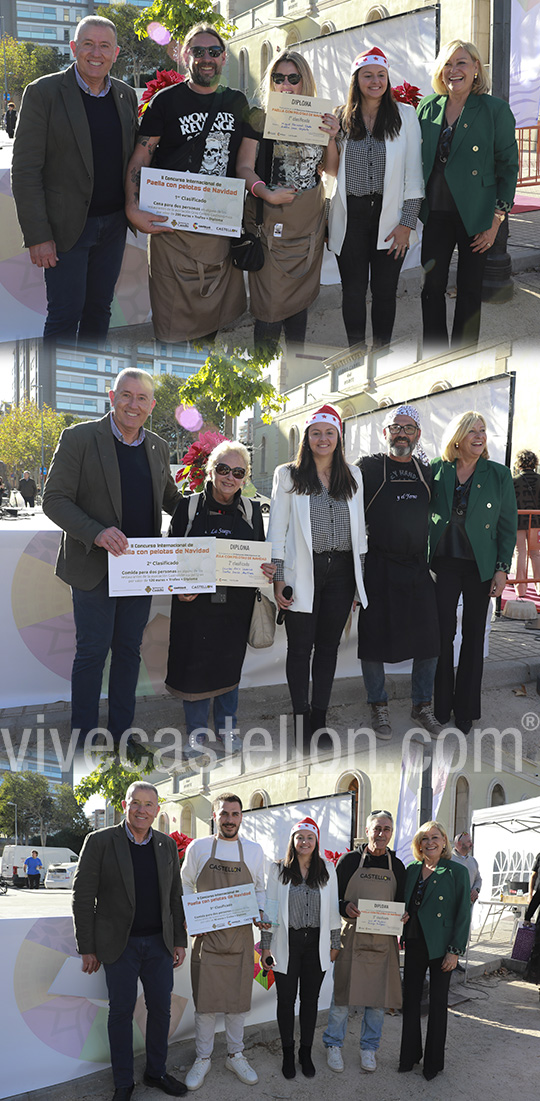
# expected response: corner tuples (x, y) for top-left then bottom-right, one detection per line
(281, 1045), (296, 1079)
(298, 1045), (315, 1077)
(294, 712), (311, 746)
(454, 716), (473, 735)
(112, 1087), (134, 1101)
(143, 1072), (188, 1096)
(423, 1068), (439, 1081)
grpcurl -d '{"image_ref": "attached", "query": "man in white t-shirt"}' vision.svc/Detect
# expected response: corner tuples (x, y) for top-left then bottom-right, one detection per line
(181, 792), (266, 1091)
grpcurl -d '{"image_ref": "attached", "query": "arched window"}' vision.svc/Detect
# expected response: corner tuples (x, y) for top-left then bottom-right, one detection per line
(288, 425), (299, 460)
(429, 380), (452, 393)
(238, 48), (249, 96)
(286, 27), (301, 46)
(261, 435), (267, 474)
(157, 811), (170, 834)
(320, 21), (335, 35)
(367, 5), (390, 21)
(378, 396), (393, 407)
(453, 775), (470, 838)
(180, 803), (194, 836)
(249, 790), (269, 809)
(335, 770), (369, 842)
(490, 782), (506, 806)
(261, 40), (272, 76)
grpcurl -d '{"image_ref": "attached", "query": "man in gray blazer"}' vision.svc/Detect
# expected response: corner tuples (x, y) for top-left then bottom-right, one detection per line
(72, 781), (188, 1100)
(43, 368), (180, 752)
(11, 14), (137, 345)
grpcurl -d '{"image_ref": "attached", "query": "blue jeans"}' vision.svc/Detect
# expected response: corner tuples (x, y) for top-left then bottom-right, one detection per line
(71, 576), (152, 743)
(323, 994), (385, 1052)
(44, 209), (127, 344)
(183, 688), (239, 739)
(361, 656), (438, 706)
(103, 933), (173, 1088)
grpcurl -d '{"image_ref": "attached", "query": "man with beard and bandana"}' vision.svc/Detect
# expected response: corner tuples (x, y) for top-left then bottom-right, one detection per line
(125, 23), (258, 344)
(180, 793), (266, 1091)
(356, 405), (441, 739)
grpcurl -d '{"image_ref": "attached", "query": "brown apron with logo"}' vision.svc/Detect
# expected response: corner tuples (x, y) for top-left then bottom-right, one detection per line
(148, 229), (247, 342)
(244, 184), (326, 323)
(190, 838), (255, 1014)
(333, 851), (402, 1009)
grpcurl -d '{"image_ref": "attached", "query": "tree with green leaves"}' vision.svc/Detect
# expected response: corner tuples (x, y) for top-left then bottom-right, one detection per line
(151, 373), (222, 461)
(0, 772), (90, 845)
(22, 43), (64, 82)
(0, 402), (75, 482)
(96, 4), (167, 85)
(178, 349), (287, 436)
(134, 0), (236, 59)
(74, 758), (155, 814)
(0, 35), (39, 102)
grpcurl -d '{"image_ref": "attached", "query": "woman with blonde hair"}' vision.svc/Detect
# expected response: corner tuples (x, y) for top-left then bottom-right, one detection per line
(236, 51), (339, 355)
(417, 40), (518, 352)
(399, 820), (471, 1080)
(429, 411), (517, 732)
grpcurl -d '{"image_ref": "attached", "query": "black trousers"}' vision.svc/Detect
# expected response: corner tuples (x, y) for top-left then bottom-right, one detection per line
(525, 889), (540, 923)
(421, 209), (487, 354)
(274, 928), (325, 1048)
(254, 309), (308, 355)
(285, 550), (356, 712)
(432, 557), (492, 724)
(337, 194), (404, 348)
(27, 874), (40, 889)
(399, 934), (452, 1077)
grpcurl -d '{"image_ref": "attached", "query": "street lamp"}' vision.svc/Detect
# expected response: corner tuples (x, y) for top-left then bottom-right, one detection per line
(7, 801), (18, 844)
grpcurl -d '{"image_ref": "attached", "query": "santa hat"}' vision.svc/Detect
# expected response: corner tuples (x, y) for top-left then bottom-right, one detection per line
(305, 404), (342, 434)
(351, 46), (389, 75)
(291, 817), (320, 844)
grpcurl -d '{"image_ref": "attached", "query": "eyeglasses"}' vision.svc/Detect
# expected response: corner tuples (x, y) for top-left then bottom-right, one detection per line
(215, 463), (246, 479)
(386, 424), (418, 436)
(271, 72), (302, 85)
(189, 45), (224, 59)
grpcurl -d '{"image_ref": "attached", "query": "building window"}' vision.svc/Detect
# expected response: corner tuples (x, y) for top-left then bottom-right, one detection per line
(239, 47), (249, 95)
(320, 21), (335, 35)
(335, 771), (368, 843)
(181, 803), (194, 836)
(249, 790), (269, 809)
(490, 782), (506, 806)
(285, 27), (301, 46)
(157, 812), (170, 833)
(453, 775), (470, 838)
(367, 5), (390, 20)
(288, 425), (299, 460)
(261, 40), (272, 75)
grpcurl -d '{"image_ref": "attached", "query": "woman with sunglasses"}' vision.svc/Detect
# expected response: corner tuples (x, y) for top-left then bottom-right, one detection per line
(267, 404), (367, 743)
(327, 46), (423, 351)
(236, 52), (339, 356)
(165, 440), (275, 754)
(418, 40), (518, 353)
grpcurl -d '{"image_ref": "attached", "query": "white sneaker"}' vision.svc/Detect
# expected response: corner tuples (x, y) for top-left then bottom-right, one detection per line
(226, 1053), (258, 1084)
(361, 1049), (377, 1072)
(185, 1057), (211, 1090)
(326, 1046), (344, 1072)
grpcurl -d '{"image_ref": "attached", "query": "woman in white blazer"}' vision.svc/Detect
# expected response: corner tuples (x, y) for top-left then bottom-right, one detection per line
(261, 817), (341, 1079)
(267, 404), (367, 743)
(327, 46), (424, 350)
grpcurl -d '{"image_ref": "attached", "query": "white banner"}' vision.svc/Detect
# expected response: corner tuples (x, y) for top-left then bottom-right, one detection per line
(510, 0), (540, 126)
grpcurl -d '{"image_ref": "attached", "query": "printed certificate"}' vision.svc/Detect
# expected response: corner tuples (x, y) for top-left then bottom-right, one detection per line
(184, 884), (259, 935)
(355, 899), (405, 936)
(263, 91), (333, 145)
(140, 167), (244, 236)
(215, 540), (271, 587)
(107, 537), (216, 596)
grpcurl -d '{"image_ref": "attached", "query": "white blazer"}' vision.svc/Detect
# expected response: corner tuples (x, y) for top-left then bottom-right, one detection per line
(265, 859), (341, 974)
(328, 101), (424, 254)
(267, 463), (368, 614)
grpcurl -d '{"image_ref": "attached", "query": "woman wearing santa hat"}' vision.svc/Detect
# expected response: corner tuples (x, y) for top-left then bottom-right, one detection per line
(267, 403), (367, 742)
(260, 817), (340, 1078)
(328, 46), (424, 350)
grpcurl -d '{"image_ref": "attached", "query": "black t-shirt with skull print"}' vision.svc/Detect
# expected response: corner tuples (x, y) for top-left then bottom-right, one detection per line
(139, 83), (258, 175)
(249, 107), (323, 192)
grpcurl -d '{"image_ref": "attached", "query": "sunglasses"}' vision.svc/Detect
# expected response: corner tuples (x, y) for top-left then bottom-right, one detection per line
(271, 72), (302, 85)
(215, 463), (246, 479)
(189, 45), (224, 59)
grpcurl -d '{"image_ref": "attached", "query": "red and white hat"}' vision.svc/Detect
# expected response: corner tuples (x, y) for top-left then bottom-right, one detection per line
(351, 46), (389, 74)
(291, 817), (320, 844)
(305, 404), (342, 434)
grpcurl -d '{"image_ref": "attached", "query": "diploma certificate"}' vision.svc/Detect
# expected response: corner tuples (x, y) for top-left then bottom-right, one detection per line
(355, 899), (405, 936)
(263, 91), (333, 145)
(215, 540), (271, 587)
(184, 884), (259, 935)
(140, 168), (244, 236)
(107, 537), (216, 596)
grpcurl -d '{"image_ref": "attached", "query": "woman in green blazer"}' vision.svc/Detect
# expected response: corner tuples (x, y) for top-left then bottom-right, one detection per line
(417, 39), (518, 353)
(429, 411), (517, 733)
(399, 820), (471, 1081)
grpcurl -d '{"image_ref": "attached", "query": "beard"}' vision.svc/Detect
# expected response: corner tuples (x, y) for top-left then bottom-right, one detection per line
(389, 438), (413, 458)
(218, 822), (240, 839)
(189, 61), (220, 87)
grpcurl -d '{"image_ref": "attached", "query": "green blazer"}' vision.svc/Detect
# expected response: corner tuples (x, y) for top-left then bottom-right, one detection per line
(429, 457), (517, 581)
(72, 822), (187, 965)
(11, 64), (138, 252)
(404, 858), (471, 959)
(417, 92), (518, 236)
(43, 413), (180, 590)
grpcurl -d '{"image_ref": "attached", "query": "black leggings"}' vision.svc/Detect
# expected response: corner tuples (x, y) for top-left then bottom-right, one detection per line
(274, 928), (324, 1047)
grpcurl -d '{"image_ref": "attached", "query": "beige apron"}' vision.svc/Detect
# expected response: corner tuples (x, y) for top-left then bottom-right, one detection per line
(148, 229), (246, 342)
(244, 184), (326, 323)
(190, 838), (255, 1015)
(333, 851), (402, 1009)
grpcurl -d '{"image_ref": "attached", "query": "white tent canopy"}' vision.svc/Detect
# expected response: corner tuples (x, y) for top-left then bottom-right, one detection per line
(470, 796), (540, 921)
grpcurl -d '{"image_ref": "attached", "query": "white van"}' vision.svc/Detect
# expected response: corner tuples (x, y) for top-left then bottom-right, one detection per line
(45, 861), (78, 890)
(1, 845), (78, 886)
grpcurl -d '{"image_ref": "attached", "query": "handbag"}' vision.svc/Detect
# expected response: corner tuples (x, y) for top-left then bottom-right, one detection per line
(248, 589), (276, 648)
(232, 134), (269, 271)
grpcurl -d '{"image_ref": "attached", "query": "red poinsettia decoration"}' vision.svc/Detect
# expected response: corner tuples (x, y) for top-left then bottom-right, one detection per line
(392, 81), (422, 108)
(139, 69), (186, 117)
(324, 848), (350, 867)
(170, 831), (193, 864)
(176, 429), (228, 492)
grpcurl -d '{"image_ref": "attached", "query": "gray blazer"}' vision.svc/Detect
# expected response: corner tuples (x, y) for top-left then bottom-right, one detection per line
(11, 63), (138, 252)
(42, 413), (180, 590)
(72, 822), (187, 965)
